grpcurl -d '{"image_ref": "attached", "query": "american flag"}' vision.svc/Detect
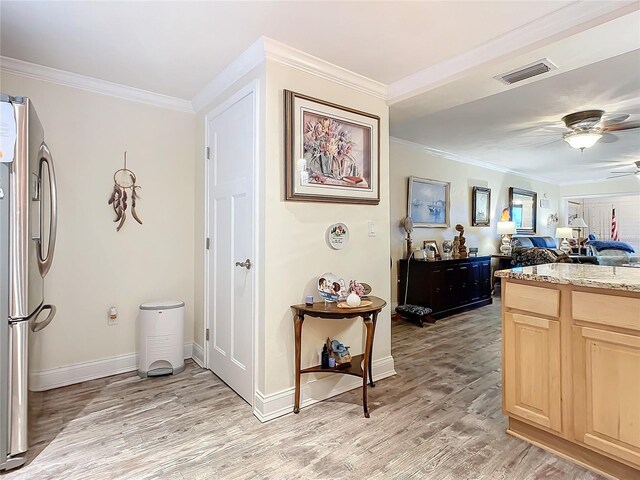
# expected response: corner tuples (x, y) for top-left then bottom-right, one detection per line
(611, 207), (620, 241)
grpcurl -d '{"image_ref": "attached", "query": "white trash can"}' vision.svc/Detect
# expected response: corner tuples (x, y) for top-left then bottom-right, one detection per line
(138, 300), (185, 378)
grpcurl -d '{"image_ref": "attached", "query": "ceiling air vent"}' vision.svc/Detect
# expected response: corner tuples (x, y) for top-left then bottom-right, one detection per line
(494, 59), (558, 85)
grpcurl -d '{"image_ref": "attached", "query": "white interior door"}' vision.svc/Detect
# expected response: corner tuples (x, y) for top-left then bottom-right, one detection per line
(206, 88), (255, 404)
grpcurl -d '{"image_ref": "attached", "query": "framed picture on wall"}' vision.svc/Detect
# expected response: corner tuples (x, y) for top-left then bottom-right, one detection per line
(284, 90), (380, 204)
(472, 186), (491, 227)
(407, 176), (450, 228)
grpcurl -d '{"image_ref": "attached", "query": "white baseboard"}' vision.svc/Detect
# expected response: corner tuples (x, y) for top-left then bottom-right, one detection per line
(252, 355), (396, 422)
(191, 342), (205, 367)
(29, 343), (200, 392)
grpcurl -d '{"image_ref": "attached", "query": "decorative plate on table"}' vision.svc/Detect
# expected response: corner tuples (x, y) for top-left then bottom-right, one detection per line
(317, 272), (346, 302)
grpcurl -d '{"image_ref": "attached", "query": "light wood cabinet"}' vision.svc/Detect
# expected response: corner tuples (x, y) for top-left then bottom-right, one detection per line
(573, 326), (640, 466)
(502, 279), (640, 478)
(504, 312), (562, 432)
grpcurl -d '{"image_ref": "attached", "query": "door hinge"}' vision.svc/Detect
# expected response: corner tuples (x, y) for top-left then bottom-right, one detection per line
(206, 238), (210, 250)
(206, 328), (210, 341)
(206, 146), (210, 160)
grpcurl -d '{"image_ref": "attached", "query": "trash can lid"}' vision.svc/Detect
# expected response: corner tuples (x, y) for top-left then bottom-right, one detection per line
(139, 300), (185, 311)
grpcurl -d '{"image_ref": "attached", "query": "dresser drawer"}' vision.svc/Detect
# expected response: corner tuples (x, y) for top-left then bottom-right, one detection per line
(573, 291), (640, 332)
(504, 282), (560, 318)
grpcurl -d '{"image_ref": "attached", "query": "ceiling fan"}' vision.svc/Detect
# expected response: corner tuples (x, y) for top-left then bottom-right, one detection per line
(559, 110), (640, 151)
(607, 160), (640, 179)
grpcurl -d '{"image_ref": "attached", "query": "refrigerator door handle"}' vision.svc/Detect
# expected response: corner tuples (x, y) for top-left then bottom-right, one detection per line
(30, 304), (56, 333)
(37, 142), (57, 277)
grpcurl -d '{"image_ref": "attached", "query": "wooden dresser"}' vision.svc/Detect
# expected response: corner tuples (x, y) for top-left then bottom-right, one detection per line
(398, 256), (492, 319)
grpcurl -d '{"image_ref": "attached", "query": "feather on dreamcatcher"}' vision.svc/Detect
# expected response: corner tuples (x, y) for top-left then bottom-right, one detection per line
(108, 151), (142, 231)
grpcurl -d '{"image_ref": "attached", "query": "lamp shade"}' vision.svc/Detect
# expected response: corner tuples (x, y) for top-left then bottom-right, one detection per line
(556, 227), (573, 238)
(569, 217), (588, 228)
(497, 221), (517, 235)
(563, 131), (602, 150)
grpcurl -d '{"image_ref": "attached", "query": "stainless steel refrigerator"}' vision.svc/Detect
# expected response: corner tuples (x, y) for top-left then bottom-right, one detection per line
(0, 94), (57, 471)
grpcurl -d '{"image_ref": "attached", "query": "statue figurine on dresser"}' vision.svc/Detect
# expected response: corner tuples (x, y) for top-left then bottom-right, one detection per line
(452, 236), (460, 259)
(455, 224), (468, 258)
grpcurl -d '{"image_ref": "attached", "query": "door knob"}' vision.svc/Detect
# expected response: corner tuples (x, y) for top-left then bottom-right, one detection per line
(235, 259), (252, 270)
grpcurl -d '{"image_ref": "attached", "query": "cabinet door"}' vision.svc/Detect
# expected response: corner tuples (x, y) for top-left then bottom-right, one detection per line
(470, 263), (481, 301)
(504, 312), (562, 432)
(430, 268), (444, 311)
(573, 326), (640, 467)
(458, 265), (471, 304)
(444, 267), (457, 309)
(480, 261), (491, 298)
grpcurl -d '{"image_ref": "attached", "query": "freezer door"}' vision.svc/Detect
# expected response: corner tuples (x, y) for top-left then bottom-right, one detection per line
(0, 163), (10, 466)
(6, 97), (47, 320)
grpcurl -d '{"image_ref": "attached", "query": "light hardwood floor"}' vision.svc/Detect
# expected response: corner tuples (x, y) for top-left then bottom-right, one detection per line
(7, 299), (601, 479)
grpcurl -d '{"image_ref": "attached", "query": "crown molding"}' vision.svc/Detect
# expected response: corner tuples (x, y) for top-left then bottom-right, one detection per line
(191, 37), (266, 112)
(390, 136), (560, 185)
(387, 1), (640, 104)
(0, 56), (194, 113)
(262, 37), (387, 100)
(192, 36), (387, 112)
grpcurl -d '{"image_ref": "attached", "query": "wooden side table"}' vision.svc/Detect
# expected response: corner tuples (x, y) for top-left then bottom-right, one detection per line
(291, 296), (386, 418)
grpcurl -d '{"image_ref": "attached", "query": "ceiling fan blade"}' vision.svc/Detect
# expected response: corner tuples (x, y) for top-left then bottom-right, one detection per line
(600, 113), (630, 126)
(599, 133), (619, 143)
(603, 121), (640, 132)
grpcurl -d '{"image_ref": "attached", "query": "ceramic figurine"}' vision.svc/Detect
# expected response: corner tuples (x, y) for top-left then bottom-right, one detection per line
(346, 292), (361, 307)
(455, 224), (468, 258)
(326, 337), (351, 365)
(452, 237), (460, 258)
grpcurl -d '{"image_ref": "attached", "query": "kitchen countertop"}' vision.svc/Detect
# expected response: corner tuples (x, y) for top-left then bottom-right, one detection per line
(494, 263), (640, 293)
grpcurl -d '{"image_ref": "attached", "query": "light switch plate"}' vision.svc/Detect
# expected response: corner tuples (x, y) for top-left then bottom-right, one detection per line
(368, 221), (376, 237)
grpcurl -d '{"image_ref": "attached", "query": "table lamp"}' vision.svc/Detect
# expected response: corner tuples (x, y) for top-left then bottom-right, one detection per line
(497, 221), (517, 255)
(556, 227), (573, 254)
(569, 217), (588, 239)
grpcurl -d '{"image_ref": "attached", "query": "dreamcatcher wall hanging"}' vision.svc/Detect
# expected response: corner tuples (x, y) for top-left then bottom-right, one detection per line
(108, 151), (142, 231)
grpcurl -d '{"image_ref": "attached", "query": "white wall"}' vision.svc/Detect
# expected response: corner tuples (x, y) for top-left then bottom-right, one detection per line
(262, 60), (392, 396)
(1, 73), (196, 373)
(389, 138), (560, 305)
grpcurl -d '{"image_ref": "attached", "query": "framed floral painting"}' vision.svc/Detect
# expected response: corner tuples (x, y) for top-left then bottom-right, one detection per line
(284, 90), (380, 204)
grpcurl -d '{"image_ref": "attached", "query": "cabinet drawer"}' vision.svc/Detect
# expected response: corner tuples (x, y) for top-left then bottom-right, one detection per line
(504, 282), (560, 317)
(573, 292), (640, 332)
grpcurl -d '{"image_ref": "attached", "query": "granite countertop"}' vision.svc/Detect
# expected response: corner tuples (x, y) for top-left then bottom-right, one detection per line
(495, 263), (640, 293)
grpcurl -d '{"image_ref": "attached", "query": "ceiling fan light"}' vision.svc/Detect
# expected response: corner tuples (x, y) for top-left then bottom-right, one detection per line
(563, 131), (602, 150)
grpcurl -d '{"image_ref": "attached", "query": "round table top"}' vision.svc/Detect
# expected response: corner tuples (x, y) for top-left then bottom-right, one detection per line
(291, 295), (386, 317)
